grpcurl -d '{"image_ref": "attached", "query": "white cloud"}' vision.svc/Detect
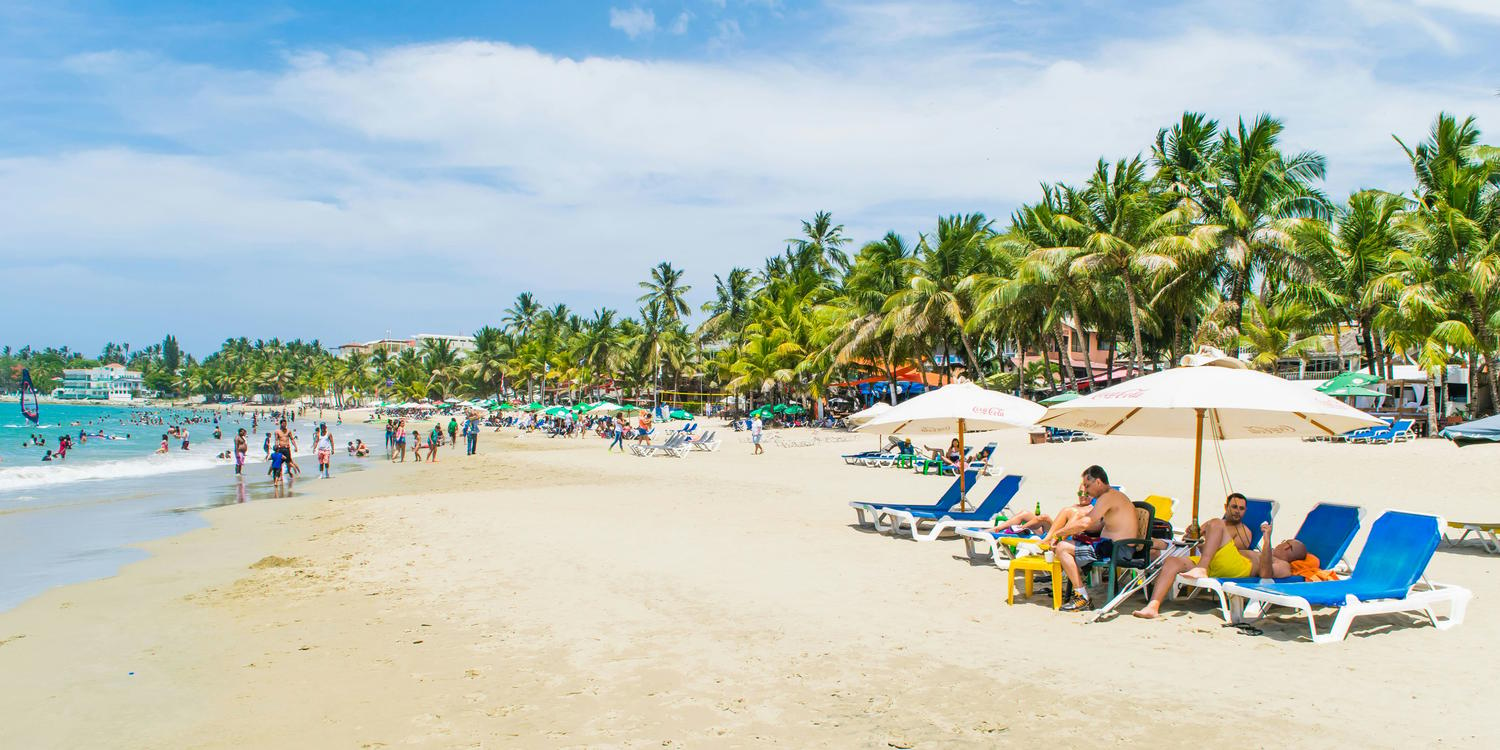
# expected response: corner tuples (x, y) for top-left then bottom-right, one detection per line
(6, 3), (1500, 347)
(608, 6), (656, 39)
(670, 11), (693, 35)
(1415, 0), (1500, 22)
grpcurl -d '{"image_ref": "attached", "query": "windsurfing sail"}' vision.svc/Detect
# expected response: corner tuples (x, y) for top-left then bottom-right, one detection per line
(19, 368), (39, 424)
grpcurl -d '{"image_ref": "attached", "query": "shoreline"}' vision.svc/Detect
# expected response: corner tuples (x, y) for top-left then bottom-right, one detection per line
(0, 426), (1492, 746)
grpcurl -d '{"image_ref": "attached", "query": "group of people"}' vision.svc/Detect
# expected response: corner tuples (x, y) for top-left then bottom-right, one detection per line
(383, 416), (481, 462)
(988, 465), (1311, 614)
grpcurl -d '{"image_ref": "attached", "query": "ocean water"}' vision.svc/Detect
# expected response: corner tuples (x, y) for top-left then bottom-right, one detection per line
(0, 402), (386, 612)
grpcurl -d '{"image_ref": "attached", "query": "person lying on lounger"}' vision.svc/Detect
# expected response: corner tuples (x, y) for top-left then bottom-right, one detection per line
(1132, 499), (1308, 619)
(987, 486), (1094, 537)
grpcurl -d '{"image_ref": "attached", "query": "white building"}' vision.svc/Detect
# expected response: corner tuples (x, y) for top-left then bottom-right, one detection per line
(53, 363), (145, 401)
(413, 333), (476, 354)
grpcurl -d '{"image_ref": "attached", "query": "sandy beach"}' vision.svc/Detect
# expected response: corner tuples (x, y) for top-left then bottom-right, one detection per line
(0, 424), (1492, 748)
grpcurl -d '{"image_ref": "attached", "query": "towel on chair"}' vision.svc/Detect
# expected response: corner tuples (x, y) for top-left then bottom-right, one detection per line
(1289, 553), (1340, 582)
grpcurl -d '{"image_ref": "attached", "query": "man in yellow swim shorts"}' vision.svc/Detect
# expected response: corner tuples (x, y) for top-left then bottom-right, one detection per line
(1132, 494), (1307, 619)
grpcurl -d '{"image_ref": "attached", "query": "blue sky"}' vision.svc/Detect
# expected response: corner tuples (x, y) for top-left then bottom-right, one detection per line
(3, 0), (1499, 355)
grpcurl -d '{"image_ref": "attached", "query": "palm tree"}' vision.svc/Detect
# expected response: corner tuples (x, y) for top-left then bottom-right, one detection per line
(1239, 294), (1323, 372)
(638, 262), (692, 322)
(788, 211), (852, 277)
(699, 268), (755, 349)
(1392, 113), (1500, 414)
(886, 214), (992, 382)
(1155, 113), (1331, 353)
(1290, 190), (1406, 376)
(503, 292), (541, 338)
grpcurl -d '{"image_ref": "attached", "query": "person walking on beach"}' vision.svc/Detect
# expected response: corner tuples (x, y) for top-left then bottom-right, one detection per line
(393, 421), (407, 462)
(464, 416), (479, 455)
(234, 428), (248, 477)
(428, 424), (442, 463)
(751, 415), (764, 455)
(608, 414), (627, 452)
(262, 432), (272, 461)
(448, 417), (458, 447)
(274, 419), (296, 474)
(315, 423), (334, 479)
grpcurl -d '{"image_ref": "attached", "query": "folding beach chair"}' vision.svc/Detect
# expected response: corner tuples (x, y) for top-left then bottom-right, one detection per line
(885, 475), (1025, 542)
(1221, 510), (1471, 643)
(1443, 521), (1500, 554)
(848, 470), (980, 531)
(1174, 502), (1363, 621)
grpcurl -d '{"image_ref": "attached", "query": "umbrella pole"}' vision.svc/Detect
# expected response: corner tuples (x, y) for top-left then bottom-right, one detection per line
(1187, 408), (1204, 540)
(958, 419), (967, 512)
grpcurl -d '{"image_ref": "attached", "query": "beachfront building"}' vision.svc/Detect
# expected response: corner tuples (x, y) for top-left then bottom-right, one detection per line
(414, 333), (476, 354)
(337, 342), (372, 358)
(52, 363), (145, 401)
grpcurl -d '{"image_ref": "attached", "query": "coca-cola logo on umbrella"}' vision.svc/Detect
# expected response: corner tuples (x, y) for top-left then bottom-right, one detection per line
(1244, 424), (1296, 435)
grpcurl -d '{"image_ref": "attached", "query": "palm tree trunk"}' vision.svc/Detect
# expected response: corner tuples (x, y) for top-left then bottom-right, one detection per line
(1071, 307), (1095, 392)
(1051, 333), (1073, 389)
(1427, 370), (1441, 436)
(1484, 353), (1500, 418)
(1123, 275), (1146, 377)
(1230, 269), (1249, 358)
(959, 332), (981, 384)
(1105, 340), (1117, 385)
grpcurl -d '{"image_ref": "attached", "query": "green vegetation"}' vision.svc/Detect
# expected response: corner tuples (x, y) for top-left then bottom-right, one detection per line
(6, 111), (1497, 429)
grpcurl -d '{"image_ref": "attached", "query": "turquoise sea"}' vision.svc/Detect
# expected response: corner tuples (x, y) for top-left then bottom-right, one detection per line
(0, 402), (385, 612)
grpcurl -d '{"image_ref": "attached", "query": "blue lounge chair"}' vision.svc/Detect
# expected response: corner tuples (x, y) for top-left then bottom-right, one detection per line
(1175, 502), (1362, 620)
(1221, 511), (1471, 643)
(848, 470), (980, 530)
(885, 475), (1025, 542)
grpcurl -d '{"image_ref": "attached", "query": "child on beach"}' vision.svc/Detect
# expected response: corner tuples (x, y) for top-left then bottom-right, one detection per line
(157, 434), (170, 454)
(269, 449), (285, 487)
(234, 428), (248, 476)
(315, 423), (333, 478)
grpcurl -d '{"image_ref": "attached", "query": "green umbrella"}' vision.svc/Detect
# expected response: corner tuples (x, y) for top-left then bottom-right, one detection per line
(749, 407), (774, 418)
(543, 405), (571, 417)
(1317, 371), (1381, 393)
(771, 404), (788, 413)
(1040, 391), (1081, 406)
(781, 404), (806, 415)
(571, 402), (592, 412)
(496, 401), (516, 411)
(524, 402), (545, 411)
(669, 409), (692, 420)
(1323, 384), (1387, 398)
(614, 404), (643, 415)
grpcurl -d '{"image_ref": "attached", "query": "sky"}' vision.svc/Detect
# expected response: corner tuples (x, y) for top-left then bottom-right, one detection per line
(3, 0), (1499, 356)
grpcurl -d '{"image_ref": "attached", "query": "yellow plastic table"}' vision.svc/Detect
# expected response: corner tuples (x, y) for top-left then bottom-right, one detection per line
(1007, 554), (1064, 610)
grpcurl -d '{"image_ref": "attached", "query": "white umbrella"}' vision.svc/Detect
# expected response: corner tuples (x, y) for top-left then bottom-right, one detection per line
(1036, 348), (1383, 531)
(856, 382), (1045, 505)
(844, 401), (891, 427)
(586, 401), (622, 416)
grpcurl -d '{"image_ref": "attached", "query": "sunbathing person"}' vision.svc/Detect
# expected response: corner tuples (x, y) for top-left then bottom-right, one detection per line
(1133, 502), (1308, 619)
(989, 488), (1093, 537)
(1050, 465), (1137, 612)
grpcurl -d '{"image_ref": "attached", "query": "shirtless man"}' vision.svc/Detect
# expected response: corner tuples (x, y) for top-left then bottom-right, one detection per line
(1133, 496), (1308, 619)
(274, 419), (297, 476)
(234, 428), (248, 476)
(1050, 465), (1138, 612)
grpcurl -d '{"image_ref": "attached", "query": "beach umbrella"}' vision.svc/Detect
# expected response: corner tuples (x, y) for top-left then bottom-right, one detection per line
(1040, 391), (1081, 406)
(1440, 413), (1500, 446)
(846, 401), (893, 449)
(543, 405), (571, 417)
(1037, 348), (1383, 533)
(496, 401), (516, 411)
(613, 404), (643, 415)
(844, 401), (891, 427)
(856, 382), (1045, 506)
(571, 402), (592, 412)
(524, 402), (545, 411)
(772, 404), (788, 413)
(586, 401), (622, 415)
(1316, 371), (1381, 393)
(1322, 384), (1387, 399)
(782, 405), (807, 415)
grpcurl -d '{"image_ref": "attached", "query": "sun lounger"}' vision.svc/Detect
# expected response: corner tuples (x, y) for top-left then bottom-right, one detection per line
(848, 470), (981, 530)
(1221, 510), (1471, 643)
(955, 526), (1039, 568)
(632, 433), (686, 457)
(1174, 502), (1362, 620)
(1444, 521), (1500, 554)
(688, 431), (720, 452)
(884, 475), (1025, 542)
